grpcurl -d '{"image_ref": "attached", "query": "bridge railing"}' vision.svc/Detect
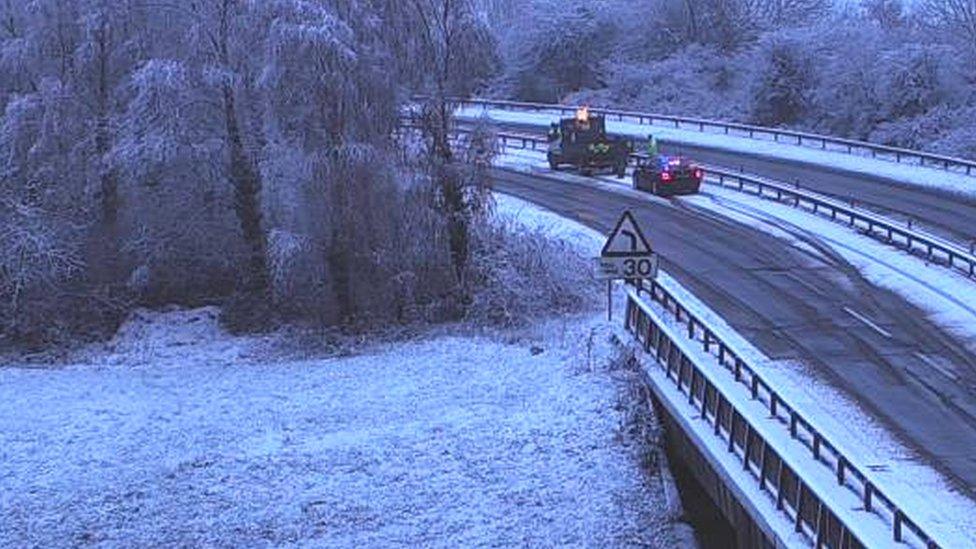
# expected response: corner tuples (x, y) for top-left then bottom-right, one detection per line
(626, 283), (940, 548)
(449, 97), (976, 177)
(401, 120), (948, 546)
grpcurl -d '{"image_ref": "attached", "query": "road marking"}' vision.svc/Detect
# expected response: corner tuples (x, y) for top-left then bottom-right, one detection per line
(914, 352), (960, 382)
(842, 307), (892, 339)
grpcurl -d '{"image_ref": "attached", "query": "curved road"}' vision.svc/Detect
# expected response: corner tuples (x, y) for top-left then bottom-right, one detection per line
(491, 166), (976, 496)
(480, 118), (976, 247)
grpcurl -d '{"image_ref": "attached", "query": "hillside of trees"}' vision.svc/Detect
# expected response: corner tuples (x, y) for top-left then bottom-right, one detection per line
(0, 0), (598, 349)
(488, 0), (976, 160)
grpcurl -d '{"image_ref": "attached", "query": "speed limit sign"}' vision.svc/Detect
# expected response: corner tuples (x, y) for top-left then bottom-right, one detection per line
(596, 210), (659, 281)
(595, 255), (659, 280)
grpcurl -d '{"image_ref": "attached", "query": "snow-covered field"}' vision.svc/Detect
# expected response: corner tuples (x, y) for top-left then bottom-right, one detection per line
(0, 206), (692, 547)
(460, 107), (976, 200)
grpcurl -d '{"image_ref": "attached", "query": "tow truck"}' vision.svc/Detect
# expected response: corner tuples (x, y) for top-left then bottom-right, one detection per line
(632, 154), (704, 196)
(546, 107), (631, 178)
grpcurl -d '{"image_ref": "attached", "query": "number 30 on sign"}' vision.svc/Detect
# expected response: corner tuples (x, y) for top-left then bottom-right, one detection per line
(595, 255), (659, 280)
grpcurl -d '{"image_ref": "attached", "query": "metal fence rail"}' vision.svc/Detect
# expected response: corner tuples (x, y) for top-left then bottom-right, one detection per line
(451, 97), (976, 177)
(437, 123), (976, 281)
(625, 284), (939, 548)
(698, 164), (976, 279)
(404, 120), (945, 546)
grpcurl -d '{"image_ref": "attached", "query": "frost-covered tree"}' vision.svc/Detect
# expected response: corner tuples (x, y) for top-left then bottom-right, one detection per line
(509, 2), (610, 102)
(750, 34), (814, 125)
(862, 0), (905, 29)
(920, 0), (976, 55)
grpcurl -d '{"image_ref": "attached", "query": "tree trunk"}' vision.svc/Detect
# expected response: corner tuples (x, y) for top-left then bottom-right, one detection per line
(93, 12), (120, 286)
(224, 83), (269, 297)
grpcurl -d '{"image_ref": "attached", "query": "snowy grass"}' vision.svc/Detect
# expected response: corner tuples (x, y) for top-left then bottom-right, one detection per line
(0, 306), (691, 547)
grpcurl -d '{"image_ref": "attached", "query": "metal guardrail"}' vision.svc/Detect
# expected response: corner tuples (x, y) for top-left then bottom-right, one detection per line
(451, 97), (976, 177)
(698, 165), (976, 279)
(425, 122), (976, 281)
(403, 120), (945, 546)
(625, 283), (939, 548)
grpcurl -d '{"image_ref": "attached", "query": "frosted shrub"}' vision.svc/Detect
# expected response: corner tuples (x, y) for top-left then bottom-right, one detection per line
(750, 34), (814, 126)
(466, 220), (599, 327)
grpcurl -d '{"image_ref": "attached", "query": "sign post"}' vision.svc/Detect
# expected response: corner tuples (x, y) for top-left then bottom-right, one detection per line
(595, 210), (659, 320)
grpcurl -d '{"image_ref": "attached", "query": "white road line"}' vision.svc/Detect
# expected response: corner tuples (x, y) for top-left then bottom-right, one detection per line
(842, 306), (893, 339)
(914, 352), (960, 382)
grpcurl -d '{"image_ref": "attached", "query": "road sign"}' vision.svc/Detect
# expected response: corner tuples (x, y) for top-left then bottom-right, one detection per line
(596, 210), (658, 280)
(601, 210), (652, 257)
(595, 255), (659, 280)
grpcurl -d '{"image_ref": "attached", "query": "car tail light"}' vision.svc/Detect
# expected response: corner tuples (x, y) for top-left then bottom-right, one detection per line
(694, 169), (703, 180)
(661, 171), (673, 182)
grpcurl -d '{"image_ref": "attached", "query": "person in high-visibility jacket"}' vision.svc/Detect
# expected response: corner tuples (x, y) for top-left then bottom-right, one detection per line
(646, 134), (659, 158)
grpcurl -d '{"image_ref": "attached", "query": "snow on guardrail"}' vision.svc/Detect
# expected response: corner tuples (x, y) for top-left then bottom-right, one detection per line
(447, 97), (976, 178)
(407, 121), (976, 282)
(625, 283), (943, 548)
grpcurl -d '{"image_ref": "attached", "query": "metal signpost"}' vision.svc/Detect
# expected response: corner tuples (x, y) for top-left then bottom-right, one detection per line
(596, 210), (659, 320)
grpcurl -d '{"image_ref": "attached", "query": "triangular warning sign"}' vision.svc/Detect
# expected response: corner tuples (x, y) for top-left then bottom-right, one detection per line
(601, 210), (653, 257)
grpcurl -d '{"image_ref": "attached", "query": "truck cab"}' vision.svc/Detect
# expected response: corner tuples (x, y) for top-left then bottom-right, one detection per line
(546, 107), (631, 177)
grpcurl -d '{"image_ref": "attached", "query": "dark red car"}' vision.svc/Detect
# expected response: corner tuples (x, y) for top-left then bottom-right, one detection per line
(632, 155), (703, 196)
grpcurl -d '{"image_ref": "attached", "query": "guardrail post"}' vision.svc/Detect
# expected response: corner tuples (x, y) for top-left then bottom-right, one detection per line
(714, 397), (723, 435)
(865, 482), (873, 512)
(734, 359), (742, 381)
(813, 433), (821, 460)
(758, 440), (768, 491)
(743, 426), (753, 470)
(836, 456), (845, 485)
(728, 412), (737, 452)
(770, 393), (778, 417)
(790, 413), (798, 438)
(894, 511), (903, 542)
(703, 332), (711, 352)
(795, 484), (806, 532)
(751, 377), (759, 400)
(816, 502), (825, 547)
(776, 462), (787, 509)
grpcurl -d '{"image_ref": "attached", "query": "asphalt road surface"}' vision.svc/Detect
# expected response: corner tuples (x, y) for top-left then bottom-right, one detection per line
(491, 166), (976, 496)
(659, 140), (976, 248)
(480, 118), (976, 247)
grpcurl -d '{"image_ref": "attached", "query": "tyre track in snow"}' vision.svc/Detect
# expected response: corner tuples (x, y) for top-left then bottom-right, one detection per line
(490, 166), (976, 496)
(481, 118), (976, 248)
